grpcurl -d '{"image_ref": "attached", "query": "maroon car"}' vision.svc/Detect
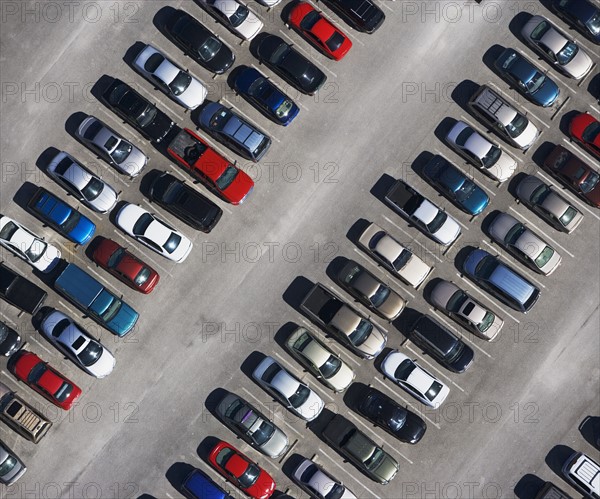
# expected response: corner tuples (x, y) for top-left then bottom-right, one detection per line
(543, 145), (600, 208)
(92, 238), (159, 294)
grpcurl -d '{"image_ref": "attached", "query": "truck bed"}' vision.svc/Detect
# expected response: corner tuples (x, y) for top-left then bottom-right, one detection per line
(301, 284), (343, 323)
(167, 128), (207, 167)
(0, 263), (47, 314)
(385, 180), (422, 214)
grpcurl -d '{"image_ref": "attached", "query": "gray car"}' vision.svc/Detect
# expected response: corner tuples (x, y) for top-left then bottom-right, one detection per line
(0, 441), (26, 485)
(292, 457), (357, 499)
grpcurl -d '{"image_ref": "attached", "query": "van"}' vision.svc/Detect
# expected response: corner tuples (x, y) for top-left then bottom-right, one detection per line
(562, 451), (600, 499)
(181, 468), (232, 499)
(0, 382), (52, 443)
(534, 481), (572, 499)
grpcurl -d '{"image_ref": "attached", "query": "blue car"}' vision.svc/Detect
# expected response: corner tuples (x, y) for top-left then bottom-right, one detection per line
(233, 66), (299, 126)
(181, 468), (232, 499)
(552, 0), (600, 45)
(494, 48), (560, 107)
(27, 187), (95, 245)
(422, 155), (489, 216)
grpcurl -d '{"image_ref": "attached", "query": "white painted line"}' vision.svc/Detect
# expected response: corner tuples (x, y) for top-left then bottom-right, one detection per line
(28, 336), (54, 356)
(0, 314), (17, 327)
(428, 309), (493, 359)
(481, 241), (546, 289)
(0, 372), (21, 389)
(318, 448), (379, 498)
(298, 318), (362, 367)
(132, 81), (185, 122)
(273, 352), (334, 401)
(165, 493), (174, 499)
(591, 106), (600, 114)
(380, 1), (394, 12)
(277, 29), (338, 78)
(435, 151), (498, 198)
(562, 138), (600, 168)
(58, 300), (86, 321)
(382, 215), (443, 263)
(85, 264), (118, 289)
(241, 387), (303, 438)
(405, 345), (465, 393)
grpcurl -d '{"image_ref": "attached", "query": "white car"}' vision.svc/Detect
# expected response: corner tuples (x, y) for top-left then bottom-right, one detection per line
(133, 44), (207, 110)
(39, 309), (116, 378)
(115, 203), (193, 263)
(357, 222), (433, 288)
(46, 151), (118, 213)
(252, 356), (324, 421)
(76, 116), (147, 177)
(382, 350), (450, 407)
(201, 0), (264, 40)
(256, 0), (281, 6)
(0, 215), (61, 272)
(446, 121), (517, 182)
(293, 458), (357, 499)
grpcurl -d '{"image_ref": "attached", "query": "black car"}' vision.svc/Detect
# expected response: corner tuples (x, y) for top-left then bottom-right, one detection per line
(165, 10), (235, 74)
(256, 34), (327, 95)
(551, 0), (600, 45)
(149, 172), (222, 233)
(102, 79), (175, 143)
(0, 321), (21, 357)
(321, 0), (385, 33)
(357, 388), (426, 444)
(410, 315), (474, 373)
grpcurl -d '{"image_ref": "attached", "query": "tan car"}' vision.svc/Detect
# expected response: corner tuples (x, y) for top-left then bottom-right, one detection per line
(0, 382), (52, 443)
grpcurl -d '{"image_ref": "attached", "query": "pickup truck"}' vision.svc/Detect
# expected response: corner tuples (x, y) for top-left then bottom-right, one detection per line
(0, 263), (47, 315)
(300, 283), (386, 359)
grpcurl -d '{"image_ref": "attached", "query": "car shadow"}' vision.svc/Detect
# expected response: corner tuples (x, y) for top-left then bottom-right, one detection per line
(123, 41), (147, 71)
(204, 387), (230, 422)
(64, 111), (89, 139)
(248, 31), (272, 60)
(138, 169), (164, 199)
(508, 12), (534, 46)
(530, 140), (557, 172)
(35, 147), (60, 176)
(480, 209), (502, 239)
(421, 276), (445, 308)
(513, 473), (546, 499)
(545, 444), (575, 480)
(227, 64), (246, 92)
(482, 44), (508, 79)
(324, 256), (348, 284)
(558, 109), (580, 138)
(451, 79), (479, 112)
(507, 171), (529, 201)
(12, 181), (46, 216)
(389, 306), (420, 340)
(579, 415), (600, 450)
(136, 494), (158, 499)
(152, 6), (177, 38)
(165, 461), (201, 498)
(342, 381), (370, 412)
(108, 200), (130, 228)
(273, 321), (302, 352)
(433, 116), (459, 145)
(410, 151), (436, 186)
(346, 218), (373, 248)
(196, 436), (222, 464)
(240, 350), (268, 382)
(83, 235), (105, 263)
(588, 73), (600, 102)
(306, 407), (337, 442)
(369, 173), (395, 205)
(282, 275), (315, 312)
(90, 75), (116, 105)
(280, 452), (305, 483)
(279, 1), (299, 25)
(453, 244), (477, 275)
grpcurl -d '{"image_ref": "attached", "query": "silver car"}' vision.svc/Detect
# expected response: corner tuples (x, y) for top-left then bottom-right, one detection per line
(293, 458), (357, 499)
(0, 441), (26, 485)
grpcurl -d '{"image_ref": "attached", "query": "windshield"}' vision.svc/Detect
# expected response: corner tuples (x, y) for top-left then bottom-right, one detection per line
(477, 311), (496, 333)
(506, 114), (528, 138)
(326, 32), (345, 52)
(54, 382), (73, 402)
(107, 247), (125, 269)
(81, 177), (104, 201)
(455, 181), (475, 202)
(299, 10), (320, 30)
(216, 164), (239, 190)
(392, 249), (411, 271)
(394, 359), (416, 381)
(111, 140), (132, 164)
(198, 37), (221, 62)
(559, 206), (578, 226)
(169, 71), (192, 96)
(535, 245), (555, 268)
(61, 210), (82, 233)
(229, 4), (249, 27)
(288, 383), (310, 408)
(504, 222), (526, 246)
(481, 145), (501, 168)
(525, 72), (546, 93)
(135, 103), (157, 128)
(581, 171), (600, 193)
(133, 213), (153, 236)
(530, 184), (551, 205)
(0, 455), (18, 476)
(586, 11), (600, 35)
(474, 255), (498, 279)
(25, 237), (47, 262)
(326, 483), (345, 499)
(446, 290), (468, 313)
(370, 285), (390, 307)
(348, 319), (372, 346)
(556, 41), (578, 64)
(426, 210), (448, 233)
(252, 420), (275, 446)
(210, 109), (232, 130)
(97, 291), (122, 322)
(582, 122), (600, 143)
(78, 341), (103, 367)
(320, 355), (342, 379)
(364, 448), (384, 470)
(134, 268), (152, 285)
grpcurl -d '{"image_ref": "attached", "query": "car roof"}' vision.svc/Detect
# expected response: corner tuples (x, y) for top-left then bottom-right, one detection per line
(488, 263), (537, 302)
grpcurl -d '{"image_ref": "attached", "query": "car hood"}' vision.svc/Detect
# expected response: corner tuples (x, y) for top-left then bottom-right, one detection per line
(89, 182), (118, 213)
(532, 76), (560, 106)
(376, 291), (406, 320)
(489, 212), (520, 241)
(514, 119), (540, 149)
(177, 77), (207, 109)
(235, 9), (263, 40)
(398, 411), (426, 444)
(488, 150), (517, 182)
(116, 203), (148, 234)
(431, 213), (461, 245)
(118, 144), (146, 177)
(297, 389), (324, 421)
(563, 45), (593, 79)
(105, 301), (139, 337)
(371, 452), (399, 483)
(328, 360), (355, 392)
(332, 307), (386, 357)
(69, 215), (95, 244)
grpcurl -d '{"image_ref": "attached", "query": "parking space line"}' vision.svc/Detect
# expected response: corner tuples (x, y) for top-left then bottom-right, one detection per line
(481, 240), (546, 289)
(562, 138), (600, 168)
(485, 82), (550, 128)
(0, 314), (18, 327)
(405, 345), (465, 393)
(382, 215), (443, 263)
(273, 352), (334, 402)
(240, 387), (303, 438)
(28, 335), (55, 356)
(58, 300), (86, 321)
(277, 29), (338, 78)
(298, 318), (362, 367)
(513, 47), (578, 94)
(379, 1), (394, 12)
(112, 229), (174, 277)
(428, 309), (493, 359)
(591, 105), (600, 114)
(0, 372), (21, 389)
(131, 80), (186, 122)
(317, 448), (379, 498)
(437, 150), (499, 197)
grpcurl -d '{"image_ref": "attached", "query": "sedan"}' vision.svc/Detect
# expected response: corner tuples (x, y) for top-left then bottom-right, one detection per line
(76, 116), (147, 177)
(39, 309), (116, 378)
(516, 175), (584, 233)
(0, 321), (22, 357)
(47, 151), (118, 213)
(421, 155), (490, 215)
(292, 458), (357, 499)
(288, 3), (352, 60)
(115, 203), (193, 262)
(445, 121), (517, 182)
(165, 9), (235, 74)
(570, 112), (600, 160)
(335, 259), (406, 320)
(358, 387), (426, 444)
(133, 44), (207, 110)
(216, 392), (288, 458)
(494, 48), (560, 107)
(321, 0), (385, 33)
(233, 66), (299, 126)
(200, 0), (263, 41)
(382, 350), (450, 407)
(543, 145), (600, 207)
(429, 280), (504, 340)
(252, 356), (324, 421)
(9, 351), (82, 410)
(208, 440), (275, 499)
(198, 102), (271, 162)
(286, 327), (355, 392)
(92, 238), (159, 294)
(256, 34), (327, 95)
(551, 0), (600, 45)
(0, 215), (61, 272)
(489, 212), (562, 275)
(0, 442), (26, 486)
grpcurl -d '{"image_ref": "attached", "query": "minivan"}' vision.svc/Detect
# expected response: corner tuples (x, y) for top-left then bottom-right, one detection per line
(0, 382), (52, 443)
(181, 468), (232, 499)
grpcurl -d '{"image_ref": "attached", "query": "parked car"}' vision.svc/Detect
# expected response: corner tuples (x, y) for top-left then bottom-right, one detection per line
(102, 78), (175, 143)
(288, 3), (352, 60)
(215, 392), (288, 458)
(252, 356), (324, 421)
(385, 179), (461, 245)
(208, 440), (275, 499)
(321, 0), (385, 33)
(76, 115), (147, 177)
(199, 0), (263, 41)
(429, 280), (504, 340)
(543, 145), (600, 207)
(570, 112), (600, 160)
(335, 259), (406, 320)
(467, 84), (540, 150)
(462, 248), (541, 313)
(516, 175), (584, 233)
(357, 222), (433, 288)
(198, 102), (271, 162)
(0, 263), (47, 316)
(534, 481), (572, 499)
(0, 382), (52, 443)
(357, 387), (426, 444)
(39, 309), (116, 378)
(292, 458), (357, 499)
(115, 203), (193, 263)
(286, 326), (355, 392)
(46, 151), (118, 213)
(562, 451), (600, 499)
(149, 172), (222, 232)
(180, 467), (233, 499)
(551, 0), (600, 45)
(0, 215), (61, 272)
(165, 9), (235, 74)
(494, 48), (560, 107)
(0, 441), (26, 486)
(27, 186), (95, 245)
(9, 351), (82, 410)
(421, 155), (490, 215)
(445, 121), (517, 182)
(91, 238), (159, 294)
(233, 66), (299, 126)
(488, 212), (562, 275)
(321, 414), (399, 484)
(256, 34), (327, 95)
(0, 321), (22, 357)
(381, 350), (450, 407)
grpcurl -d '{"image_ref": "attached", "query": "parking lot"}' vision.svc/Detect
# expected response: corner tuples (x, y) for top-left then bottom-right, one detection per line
(1, 0), (599, 498)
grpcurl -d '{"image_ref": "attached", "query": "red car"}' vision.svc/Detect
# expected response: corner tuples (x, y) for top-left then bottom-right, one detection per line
(570, 112), (600, 160)
(167, 128), (254, 205)
(208, 441), (275, 499)
(9, 351), (82, 410)
(288, 3), (352, 61)
(92, 238), (159, 294)
(544, 145), (600, 208)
